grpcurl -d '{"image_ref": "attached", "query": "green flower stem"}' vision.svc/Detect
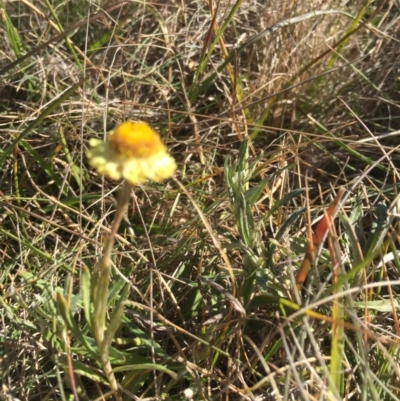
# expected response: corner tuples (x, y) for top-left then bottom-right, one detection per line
(92, 181), (132, 398)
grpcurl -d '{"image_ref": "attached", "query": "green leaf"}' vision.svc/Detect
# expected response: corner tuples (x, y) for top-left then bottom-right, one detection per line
(81, 265), (92, 329)
(261, 188), (306, 224)
(236, 192), (256, 249)
(56, 292), (97, 357)
(354, 299), (400, 312)
(58, 354), (108, 385)
(0, 2), (23, 57)
(364, 201), (390, 256)
(113, 363), (178, 380)
(274, 207), (306, 242)
(240, 271), (257, 306)
(102, 285), (130, 352)
(244, 176), (271, 206)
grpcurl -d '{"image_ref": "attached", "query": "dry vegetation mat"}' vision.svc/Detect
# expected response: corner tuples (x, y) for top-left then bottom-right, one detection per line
(1, 0), (400, 400)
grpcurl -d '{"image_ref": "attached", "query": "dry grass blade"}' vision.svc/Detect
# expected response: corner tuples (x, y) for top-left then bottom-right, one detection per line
(1, 0), (400, 399)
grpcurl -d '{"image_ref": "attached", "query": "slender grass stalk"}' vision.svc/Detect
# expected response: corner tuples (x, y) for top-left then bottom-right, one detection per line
(328, 230), (344, 399)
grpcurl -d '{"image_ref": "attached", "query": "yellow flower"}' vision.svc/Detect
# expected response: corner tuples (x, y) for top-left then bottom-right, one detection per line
(87, 121), (176, 185)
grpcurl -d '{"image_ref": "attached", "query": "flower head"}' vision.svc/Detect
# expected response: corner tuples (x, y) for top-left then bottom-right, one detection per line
(87, 121), (176, 185)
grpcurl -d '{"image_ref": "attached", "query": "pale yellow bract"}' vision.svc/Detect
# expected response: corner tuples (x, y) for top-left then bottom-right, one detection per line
(87, 121), (176, 185)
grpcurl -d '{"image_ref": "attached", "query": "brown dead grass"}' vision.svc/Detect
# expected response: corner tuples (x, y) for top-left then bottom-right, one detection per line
(1, 0), (400, 400)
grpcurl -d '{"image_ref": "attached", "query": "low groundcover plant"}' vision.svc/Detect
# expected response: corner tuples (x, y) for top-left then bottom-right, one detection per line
(61, 121), (177, 400)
